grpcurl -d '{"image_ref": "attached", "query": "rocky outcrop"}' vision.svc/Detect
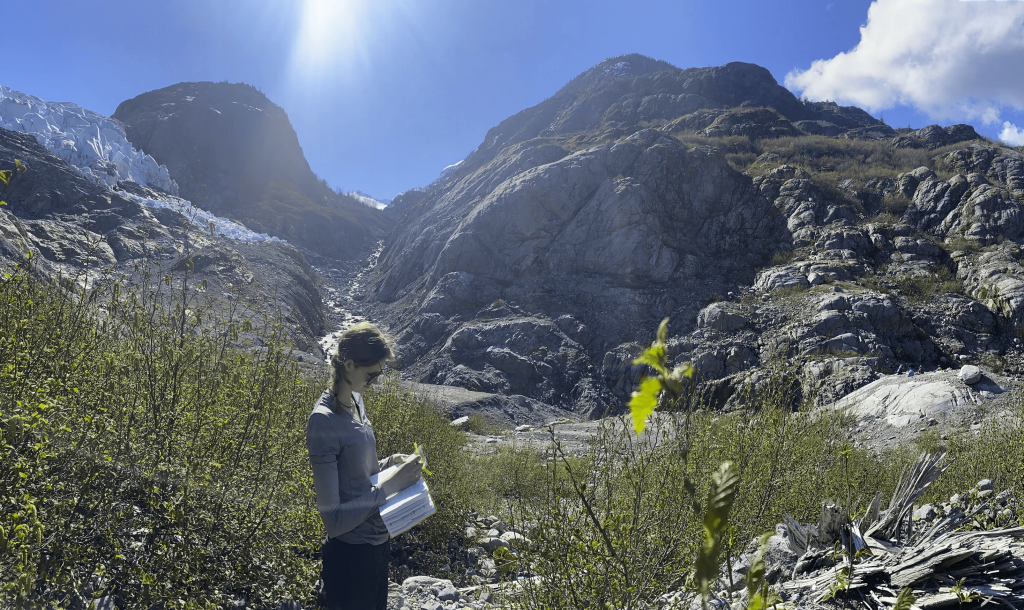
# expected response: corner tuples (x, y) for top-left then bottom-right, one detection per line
(431, 56), (887, 193)
(366, 125), (789, 416)
(0, 125), (327, 351)
(113, 82), (391, 260)
(353, 58), (1024, 420)
(891, 124), (981, 149)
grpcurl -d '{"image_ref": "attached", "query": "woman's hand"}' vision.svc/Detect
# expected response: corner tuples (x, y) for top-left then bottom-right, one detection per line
(377, 454), (423, 498)
(387, 453), (410, 467)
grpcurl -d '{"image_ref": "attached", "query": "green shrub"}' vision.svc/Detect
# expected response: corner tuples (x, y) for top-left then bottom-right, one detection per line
(895, 265), (962, 304)
(499, 365), (909, 610)
(471, 444), (553, 516)
(881, 192), (911, 215)
(0, 261), (325, 608)
(464, 412), (503, 436)
(768, 249), (796, 267)
(362, 375), (471, 555)
(942, 235), (983, 254)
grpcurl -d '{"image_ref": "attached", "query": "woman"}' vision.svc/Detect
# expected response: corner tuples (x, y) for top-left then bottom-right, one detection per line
(306, 322), (423, 610)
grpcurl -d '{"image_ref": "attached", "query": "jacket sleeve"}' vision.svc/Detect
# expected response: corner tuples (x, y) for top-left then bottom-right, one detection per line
(306, 411), (385, 539)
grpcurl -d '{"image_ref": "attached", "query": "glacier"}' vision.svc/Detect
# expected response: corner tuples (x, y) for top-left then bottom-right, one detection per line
(0, 85), (178, 192)
(0, 85), (282, 244)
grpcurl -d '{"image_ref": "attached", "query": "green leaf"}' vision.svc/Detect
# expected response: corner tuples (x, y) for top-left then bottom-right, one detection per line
(749, 587), (783, 610)
(656, 317), (669, 343)
(632, 317), (672, 376)
(746, 532), (773, 601)
(697, 462), (740, 604)
(893, 587), (916, 610)
(0, 170), (10, 185)
(628, 377), (661, 434)
(632, 344), (667, 376)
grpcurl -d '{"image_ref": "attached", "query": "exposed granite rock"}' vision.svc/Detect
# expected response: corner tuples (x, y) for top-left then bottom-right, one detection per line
(697, 302), (748, 332)
(891, 124), (981, 149)
(367, 127), (788, 415)
(701, 108), (802, 139)
(956, 241), (1024, 333)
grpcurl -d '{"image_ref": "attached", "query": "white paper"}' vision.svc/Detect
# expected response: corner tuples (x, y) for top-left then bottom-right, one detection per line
(370, 466), (436, 537)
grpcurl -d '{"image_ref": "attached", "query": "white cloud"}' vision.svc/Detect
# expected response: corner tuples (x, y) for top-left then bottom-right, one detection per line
(786, 0), (1024, 123)
(1001, 121), (1024, 146)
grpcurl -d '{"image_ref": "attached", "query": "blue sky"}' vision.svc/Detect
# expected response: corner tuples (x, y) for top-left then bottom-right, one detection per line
(5, 0), (1024, 200)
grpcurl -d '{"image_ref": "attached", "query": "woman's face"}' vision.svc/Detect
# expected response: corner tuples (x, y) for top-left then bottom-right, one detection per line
(349, 358), (386, 393)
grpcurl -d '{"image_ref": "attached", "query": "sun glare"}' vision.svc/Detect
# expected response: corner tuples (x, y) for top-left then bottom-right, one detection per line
(290, 0), (367, 80)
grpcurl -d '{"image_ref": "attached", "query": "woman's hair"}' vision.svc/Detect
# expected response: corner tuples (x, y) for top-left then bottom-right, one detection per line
(329, 321), (394, 397)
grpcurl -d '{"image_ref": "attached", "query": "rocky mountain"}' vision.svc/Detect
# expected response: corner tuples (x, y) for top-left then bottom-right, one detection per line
(113, 82), (392, 260)
(0, 88), (328, 352)
(360, 54), (1023, 421)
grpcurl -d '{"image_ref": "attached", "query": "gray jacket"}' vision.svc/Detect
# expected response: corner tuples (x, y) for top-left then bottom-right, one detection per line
(306, 390), (390, 544)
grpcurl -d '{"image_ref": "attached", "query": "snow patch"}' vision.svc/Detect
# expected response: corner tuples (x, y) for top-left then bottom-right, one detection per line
(120, 191), (283, 244)
(602, 61), (631, 78)
(429, 159), (464, 189)
(0, 85), (178, 193)
(350, 190), (389, 209)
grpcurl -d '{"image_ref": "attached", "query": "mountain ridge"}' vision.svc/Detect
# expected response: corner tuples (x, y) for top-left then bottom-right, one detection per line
(359, 55), (1022, 420)
(113, 81), (392, 261)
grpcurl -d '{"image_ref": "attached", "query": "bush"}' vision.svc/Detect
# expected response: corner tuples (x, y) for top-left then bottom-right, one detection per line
(362, 375), (471, 555)
(494, 370), (910, 609)
(0, 260), (324, 608)
(895, 265), (962, 304)
(0, 248), (480, 605)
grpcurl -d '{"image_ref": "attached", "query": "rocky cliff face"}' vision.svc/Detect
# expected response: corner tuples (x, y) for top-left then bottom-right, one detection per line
(0, 126), (327, 352)
(113, 82), (391, 260)
(361, 55), (1024, 419)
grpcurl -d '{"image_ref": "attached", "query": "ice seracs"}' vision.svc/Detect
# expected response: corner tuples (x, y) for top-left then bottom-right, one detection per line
(120, 191), (283, 244)
(0, 85), (177, 193)
(0, 85), (282, 245)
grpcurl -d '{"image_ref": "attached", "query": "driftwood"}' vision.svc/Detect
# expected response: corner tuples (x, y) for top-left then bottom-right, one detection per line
(778, 453), (1024, 610)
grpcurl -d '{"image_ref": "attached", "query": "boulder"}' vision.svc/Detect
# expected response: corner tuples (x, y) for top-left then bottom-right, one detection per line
(761, 524), (799, 584)
(402, 576), (453, 592)
(499, 531), (533, 548)
(434, 585), (459, 602)
(481, 537), (510, 552)
(913, 504), (936, 521)
(959, 365), (982, 385)
(834, 371), (977, 428)
(697, 303), (748, 331)
(755, 266), (809, 292)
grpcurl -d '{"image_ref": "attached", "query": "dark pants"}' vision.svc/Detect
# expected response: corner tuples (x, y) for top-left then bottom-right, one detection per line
(321, 537), (391, 610)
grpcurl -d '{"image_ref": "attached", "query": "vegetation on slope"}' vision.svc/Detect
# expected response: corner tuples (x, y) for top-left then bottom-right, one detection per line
(0, 257), (471, 609)
(4, 255), (1024, 609)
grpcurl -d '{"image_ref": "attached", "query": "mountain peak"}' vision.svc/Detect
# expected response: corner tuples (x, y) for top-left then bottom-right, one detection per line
(557, 53), (678, 96)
